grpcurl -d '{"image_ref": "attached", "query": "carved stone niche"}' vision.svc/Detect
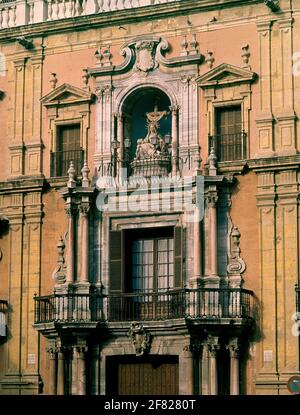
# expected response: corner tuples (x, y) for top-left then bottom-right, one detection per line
(128, 322), (151, 357)
(41, 83), (95, 177)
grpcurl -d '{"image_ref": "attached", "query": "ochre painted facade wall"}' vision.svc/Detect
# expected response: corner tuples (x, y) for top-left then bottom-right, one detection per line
(0, 0), (299, 394)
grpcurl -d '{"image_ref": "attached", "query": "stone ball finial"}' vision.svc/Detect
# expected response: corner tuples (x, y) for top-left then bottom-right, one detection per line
(81, 160), (90, 187)
(67, 161), (77, 188)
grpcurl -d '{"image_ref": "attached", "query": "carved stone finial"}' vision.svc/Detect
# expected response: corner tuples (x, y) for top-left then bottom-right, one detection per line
(227, 225), (246, 287)
(180, 35), (188, 57)
(82, 68), (90, 90)
(50, 72), (57, 89)
(189, 33), (198, 55)
(241, 44), (251, 69)
(128, 322), (151, 357)
(102, 46), (112, 67)
(52, 235), (67, 284)
(81, 160), (90, 187)
(205, 50), (215, 69)
(208, 147), (217, 176)
(95, 49), (103, 66)
(67, 161), (77, 188)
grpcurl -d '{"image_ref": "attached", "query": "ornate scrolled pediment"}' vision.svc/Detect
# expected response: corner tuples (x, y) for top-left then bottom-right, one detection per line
(197, 63), (257, 88)
(89, 36), (203, 77)
(41, 83), (94, 107)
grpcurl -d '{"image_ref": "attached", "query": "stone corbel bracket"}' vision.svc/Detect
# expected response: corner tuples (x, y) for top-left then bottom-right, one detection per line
(89, 46), (134, 77)
(156, 38), (204, 68)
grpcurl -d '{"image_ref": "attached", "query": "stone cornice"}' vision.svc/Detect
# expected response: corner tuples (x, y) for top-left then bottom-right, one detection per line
(249, 154), (300, 172)
(0, 0), (262, 43)
(0, 177), (46, 193)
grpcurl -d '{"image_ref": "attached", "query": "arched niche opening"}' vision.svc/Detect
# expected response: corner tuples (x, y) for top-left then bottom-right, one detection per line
(119, 87), (173, 178)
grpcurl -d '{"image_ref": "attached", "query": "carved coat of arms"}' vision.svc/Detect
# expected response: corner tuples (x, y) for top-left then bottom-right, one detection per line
(135, 41), (158, 73)
(128, 322), (151, 356)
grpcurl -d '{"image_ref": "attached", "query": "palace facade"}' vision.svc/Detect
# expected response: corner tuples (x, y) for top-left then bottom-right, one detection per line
(0, 0), (299, 395)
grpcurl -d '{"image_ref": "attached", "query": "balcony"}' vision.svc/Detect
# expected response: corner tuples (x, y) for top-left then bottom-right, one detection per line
(209, 132), (247, 162)
(0, 0), (180, 30)
(34, 288), (254, 326)
(50, 149), (84, 177)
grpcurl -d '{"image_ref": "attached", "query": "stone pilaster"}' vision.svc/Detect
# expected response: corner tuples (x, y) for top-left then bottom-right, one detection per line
(9, 58), (27, 177)
(275, 18), (296, 155)
(275, 170), (299, 378)
(94, 85), (113, 174)
(24, 54), (44, 176)
(170, 105), (179, 177)
(255, 21), (274, 156)
(179, 345), (194, 395)
(21, 192), (43, 388)
(255, 171), (278, 387)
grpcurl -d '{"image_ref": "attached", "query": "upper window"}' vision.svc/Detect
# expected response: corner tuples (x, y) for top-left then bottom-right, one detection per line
(51, 124), (83, 177)
(211, 106), (246, 162)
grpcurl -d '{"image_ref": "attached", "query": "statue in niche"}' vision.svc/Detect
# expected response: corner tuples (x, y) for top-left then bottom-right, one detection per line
(134, 104), (169, 161)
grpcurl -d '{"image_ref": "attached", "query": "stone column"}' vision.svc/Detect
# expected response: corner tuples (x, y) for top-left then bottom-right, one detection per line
(227, 339), (240, 395)
(47, 347), (57, 395)
(170, 106), (178, 176)
(206, 190), (218, 279)
(90, 345), (100, 395)
(57, 347), (65, 395)
(193, 206), (202, 281)
(207, 336), (220, 395)
(76, 346), (88, 395)
(65, 206), (76, 284)
(80, 205), (89, 283)
(117, 112), (124, 178)
(179, 346), (194, 395)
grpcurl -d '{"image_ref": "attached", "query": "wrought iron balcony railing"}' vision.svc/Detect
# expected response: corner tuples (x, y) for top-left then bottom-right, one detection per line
(208, 132), (247, 162)
(50, 149), (84, 177)
(34, 288), (254, 324)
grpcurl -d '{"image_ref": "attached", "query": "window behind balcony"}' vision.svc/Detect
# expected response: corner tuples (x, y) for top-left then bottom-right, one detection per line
(214, 106), (245, 162)
(132, 237), (174, 294)
(51, 124), (83, 176)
